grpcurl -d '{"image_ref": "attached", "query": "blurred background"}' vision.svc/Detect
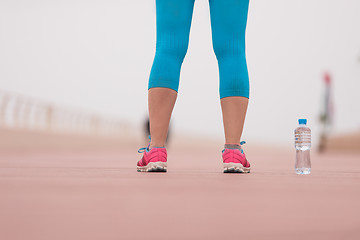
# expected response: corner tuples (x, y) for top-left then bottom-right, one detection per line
(1, 2), (360, 240)
(0, 0), (360, 150)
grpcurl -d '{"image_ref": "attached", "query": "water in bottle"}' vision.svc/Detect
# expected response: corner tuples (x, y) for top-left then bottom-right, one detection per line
(294, 119), (311, 174)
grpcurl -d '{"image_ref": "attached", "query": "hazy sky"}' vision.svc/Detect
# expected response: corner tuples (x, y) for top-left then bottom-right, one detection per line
(1, 0), (359, 146)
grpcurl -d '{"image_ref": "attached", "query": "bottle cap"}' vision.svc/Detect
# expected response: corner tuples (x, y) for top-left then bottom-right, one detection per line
(298, 119), (307, 125)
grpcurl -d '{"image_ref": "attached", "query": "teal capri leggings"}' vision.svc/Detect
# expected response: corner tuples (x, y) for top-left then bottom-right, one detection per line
(149, 0), (250, 99)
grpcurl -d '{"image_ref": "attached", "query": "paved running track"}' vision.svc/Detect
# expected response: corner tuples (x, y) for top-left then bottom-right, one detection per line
(0, 129), (359, 240)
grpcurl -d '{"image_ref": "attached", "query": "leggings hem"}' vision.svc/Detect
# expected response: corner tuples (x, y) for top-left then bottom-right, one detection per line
(220, 89), (249, 99)
(148, 82), (179, 93)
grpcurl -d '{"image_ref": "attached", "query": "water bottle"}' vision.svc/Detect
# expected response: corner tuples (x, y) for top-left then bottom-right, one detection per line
(294, 119), (311, 174)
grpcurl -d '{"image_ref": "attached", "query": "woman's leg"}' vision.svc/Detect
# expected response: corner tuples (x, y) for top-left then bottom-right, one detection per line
(209, 0), (250, 144)
(148, 0), (195, 148)
(148, 88), (177, 148)
(221, 97), (248, 144)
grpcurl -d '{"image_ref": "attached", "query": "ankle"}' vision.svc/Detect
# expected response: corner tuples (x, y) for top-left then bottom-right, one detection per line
(224, 143), (241, 150)
(149, 143), (165, 149)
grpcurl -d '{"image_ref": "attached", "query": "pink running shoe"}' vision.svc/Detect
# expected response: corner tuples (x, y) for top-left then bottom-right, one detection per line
(137, 146), (167, 172)
(222, 141), (251, 173)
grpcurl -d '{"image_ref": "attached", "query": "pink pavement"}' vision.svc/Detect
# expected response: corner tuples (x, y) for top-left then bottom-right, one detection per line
(0, 128), (360, 240)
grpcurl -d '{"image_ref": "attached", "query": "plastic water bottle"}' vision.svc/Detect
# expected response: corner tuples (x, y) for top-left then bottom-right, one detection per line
(294, 119), (311, 174)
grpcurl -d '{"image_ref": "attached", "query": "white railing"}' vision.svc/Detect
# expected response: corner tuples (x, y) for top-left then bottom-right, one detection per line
(0, 89), (130, 137)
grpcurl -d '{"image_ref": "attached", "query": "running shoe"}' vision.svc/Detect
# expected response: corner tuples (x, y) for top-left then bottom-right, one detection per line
(137, 145), (167, 172)
(222, 141), (251, 173)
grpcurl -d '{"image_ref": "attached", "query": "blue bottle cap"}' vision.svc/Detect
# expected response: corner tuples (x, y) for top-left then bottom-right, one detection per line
(298, 119), (307, 125)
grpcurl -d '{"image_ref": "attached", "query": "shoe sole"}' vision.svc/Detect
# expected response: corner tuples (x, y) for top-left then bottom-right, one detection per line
(223, 163), (250, 173)
(137, 162), (167, 172)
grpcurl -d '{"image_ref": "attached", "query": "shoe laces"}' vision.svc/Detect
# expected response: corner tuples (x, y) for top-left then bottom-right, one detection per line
(240, 141), (246, 154)
(138, 135), (151, 153)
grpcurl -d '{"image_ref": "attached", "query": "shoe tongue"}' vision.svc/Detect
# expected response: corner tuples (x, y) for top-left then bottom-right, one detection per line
(224, 144), (241, 150)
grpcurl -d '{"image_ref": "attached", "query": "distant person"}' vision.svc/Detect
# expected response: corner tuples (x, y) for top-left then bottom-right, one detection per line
(137, 0), (251, 173)
(144, 118), (150, 140)
(318, 72), (334, 152)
